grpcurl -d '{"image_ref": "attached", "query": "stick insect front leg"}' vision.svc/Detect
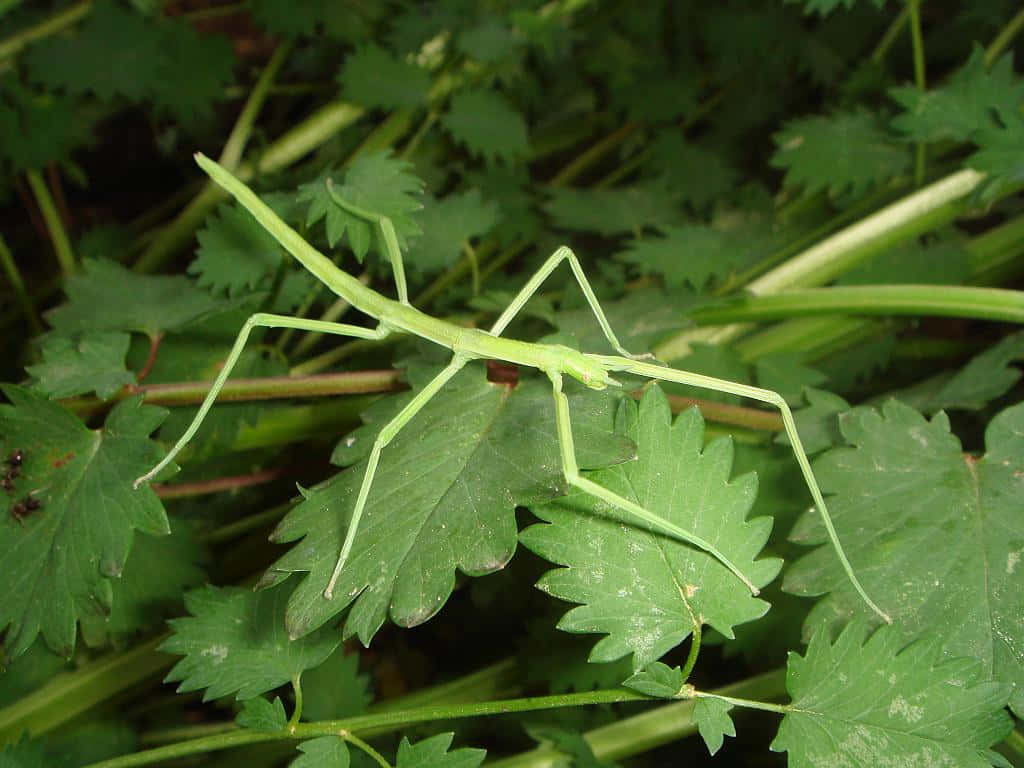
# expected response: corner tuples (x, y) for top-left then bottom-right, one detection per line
(589, 354), (892, 625)
(488, 245), (651, 360)
(133, 313), (391, 488)
(324, 354), (469, 599)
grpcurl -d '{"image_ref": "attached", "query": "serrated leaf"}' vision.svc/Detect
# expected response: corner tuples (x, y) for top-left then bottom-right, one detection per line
(544, 183), (679, 236)
(441, 88), (529, 164)
(782, 0), (886, 15)
(623, 661), (684, 698)
(645, 133), (738, 209)
(297, 152), (424, 262)
(46, 259), (223, 338)
(406, 190), (500, 275)
(190, 204), (285, 297)
(0, 81), (93, 171)
(302, 647), (372, 721)
(772, 622), (1012, 766)
(521, 387), (780, 669)
(250, 0), (373, 40)
(693, 697), (735, 756)
(150, 21), (234, 125)
(887, 331), (1024, 413)
(396, 733), (485, 768)
(524, 726), (614, 768)
(785, 400), (1024, 717)
(754, 353), (828, 406)
(291, 736), (349, 768)
(26, 331), (135, 400)
(0, 388), (169, 658)
(772, 110), (910, 198)
(890, 47), (1024, 145)
(263, 362), (634, 645)
(161, 580), (341, 701)
(338, 44), (431, 109)
(616, 225), (744, 290)
(79, 517), (206, 647)
(236, 696), (288, 732)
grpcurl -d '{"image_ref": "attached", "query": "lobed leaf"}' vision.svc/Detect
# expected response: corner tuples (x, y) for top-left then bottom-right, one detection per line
(26, 331), (135, 400)
(441, 88), (529, 164)
(190, 204), (285, 297)
(291, 736), (349, 768)
(338, 44), (431, 109)
(396, 732), (485, 768)
(521, 387), (780, 669)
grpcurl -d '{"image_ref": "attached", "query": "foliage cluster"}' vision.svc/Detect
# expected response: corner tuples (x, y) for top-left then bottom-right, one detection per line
(0, 0), (1023, 766)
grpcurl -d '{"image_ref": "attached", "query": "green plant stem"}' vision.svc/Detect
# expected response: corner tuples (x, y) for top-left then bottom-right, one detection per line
(692, 690), (789, 715)
(1003, 728), (1024, 760)
(690, 285), (1024, 325)
(0, 0), (91, 60)
(653, 168), (985, 361)
(908, 0), (926, 186)
(870, 4), (910, 63)
(679, 623), (701, 682)
(0, 635), (169, 741)
(343, 732), (391, 768)
(63, 369), (402, 419)
(289, 677), (303, 728)
(985, 6), (1024, 67)
(133, 100), (366, 273)
(487, 669), (786, 768)
(153, 467), (288, 499)
(0, 233), (42, 332)
(219, 40), (292, 172)
(25, 168), (75, 277)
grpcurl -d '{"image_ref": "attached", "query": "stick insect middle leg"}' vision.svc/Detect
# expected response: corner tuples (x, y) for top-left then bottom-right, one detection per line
(589, 354), (892, 624)
(324, 353), (470, 599)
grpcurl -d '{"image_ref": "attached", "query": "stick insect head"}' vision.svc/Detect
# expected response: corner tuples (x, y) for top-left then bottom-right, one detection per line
(556, 347), (620, 390)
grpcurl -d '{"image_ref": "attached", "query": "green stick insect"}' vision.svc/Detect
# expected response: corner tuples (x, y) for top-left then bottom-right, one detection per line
(135, 154), (891, 624)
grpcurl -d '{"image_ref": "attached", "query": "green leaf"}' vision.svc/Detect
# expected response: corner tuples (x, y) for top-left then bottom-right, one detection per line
(0, 81), (93, 172)
(79, 517), (206, 647)
(544, 183), (679, 236)
(524, 726), (615, 768)
(553, 287), (690, 354)
(250, 0), (373, 40)
(150, 21), (235, 125)
(297, 152), (424, 262)
(754, 353), (828, 406)
(302, 647), (372, 721)
(406, 190), (500, 275)
(645, 133), (738, 209)
(772, 622), (1012, 766)
(668, 343), (751, 405)
(782, 0), (886, 15)
(0, 388), (170, 658)
(263, 362), (634, 645)
(46, 259), (223, 338)
(836, 240), (970, 286)
(785, 400), (1024, 717)
(886, 331), (1024, 413)
(395, 733), (485, 768)
(521, 387), (780, 669)
(771, 110), (910, 198)
(338, 44), (431, 109)
(161, 580), (341, 701)
(0, 736), (47, 768)
(623, 661), (684, 698)
(291, 736), (349, 768)
(774, 387), (850, 455)
(190, 204), (286, 297)
(890, 47), (1024, 144)
(616, 225), (745, 290)
(693, 697), (735, 756)
(236, 696), (287, 732)
(441, 88), (529, 164)
(26, 331), (135, 400)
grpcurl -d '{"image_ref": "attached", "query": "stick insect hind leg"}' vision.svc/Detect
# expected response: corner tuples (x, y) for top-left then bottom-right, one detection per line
(133, 313), (391, 488)
(589, 354), (892, 625)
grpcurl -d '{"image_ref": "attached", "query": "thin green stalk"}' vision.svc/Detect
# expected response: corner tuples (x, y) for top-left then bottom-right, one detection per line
(219, 40), (292, 172)
(679, 624), (701, 682)
(870, 4), (910, 64)
(0, 635), (170, 740)
(0, 233), (42, 332)
(985, 6), (1024, 67)
(693, 690), (789, 715)
(690, 285), (1024, 325)
(343, 733), (391, 768)
(289, 677), (304, 728)
(0, 0), (91, 60)
(654, 168), (985, 361)
(25, 168), (75, 277)
(487, 669), (786, 768)
(1003, 728), (1024, 760)
(908, 0), (927, 186)
(548, 122), (638, 187)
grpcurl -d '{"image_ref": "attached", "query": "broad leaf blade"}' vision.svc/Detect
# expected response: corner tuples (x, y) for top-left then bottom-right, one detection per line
(264, 363), (633, 645)
(161, 580), (340, 701)
(521, 387), (780, 669)
(785, 400), (1024, 717)
(772, 622), (1012, 767)
(0, 387), (169, 658)
(396, 733), (485, 768)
